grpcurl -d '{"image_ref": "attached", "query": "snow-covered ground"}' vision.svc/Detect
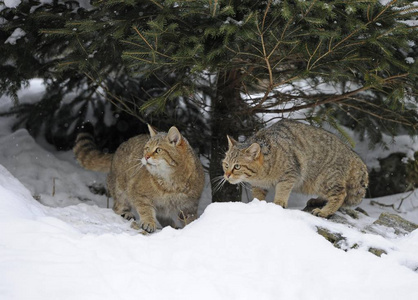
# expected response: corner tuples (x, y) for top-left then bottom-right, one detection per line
(1, 82), (418, 299)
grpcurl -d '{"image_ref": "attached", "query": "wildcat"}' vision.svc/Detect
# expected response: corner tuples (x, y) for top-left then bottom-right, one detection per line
(222, 120), (368, 218)
(73, 124), (205, 233)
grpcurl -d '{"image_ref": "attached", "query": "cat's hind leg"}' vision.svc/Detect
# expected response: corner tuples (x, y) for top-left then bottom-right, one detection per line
(112, 192), (135, 220)
(176, 202), (198, 228)
(312, 184), (346, 218)
(108, 173), (135, 220)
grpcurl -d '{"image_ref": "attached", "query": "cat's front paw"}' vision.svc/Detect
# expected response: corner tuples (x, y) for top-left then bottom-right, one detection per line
(311, 208), (330, 218)
(140, 220), (157, 233)
(274, 199), (288, 208)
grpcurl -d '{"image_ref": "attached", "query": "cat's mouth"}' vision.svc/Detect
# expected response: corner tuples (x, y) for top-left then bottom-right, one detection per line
(141, 157), (156, 167)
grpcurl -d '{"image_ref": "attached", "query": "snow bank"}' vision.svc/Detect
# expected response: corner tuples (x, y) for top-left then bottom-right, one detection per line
(0, 128), (108, 208)
(1, 168), (418, 300)
(0, 165), (44, 219)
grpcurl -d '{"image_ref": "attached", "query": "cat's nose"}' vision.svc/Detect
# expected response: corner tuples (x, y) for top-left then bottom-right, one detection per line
(225, 172), (231, 178)
(145, 154), (150, 160)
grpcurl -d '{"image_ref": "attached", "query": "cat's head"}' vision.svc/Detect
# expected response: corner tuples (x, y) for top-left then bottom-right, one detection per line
(141, 125), (186, 178)
(222, 136), (263, 184)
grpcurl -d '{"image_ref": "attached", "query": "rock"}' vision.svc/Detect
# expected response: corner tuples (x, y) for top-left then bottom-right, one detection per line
(373, 212), (418, 235)
(338, 207), (359, 219)
(355, 207), (369, 216)
(314, 210), (417, 259)
(316, 227), (388, 257)
(316, 227), (346, 248)
(328, 213), (351, 224)
(368, 248), (387, 257)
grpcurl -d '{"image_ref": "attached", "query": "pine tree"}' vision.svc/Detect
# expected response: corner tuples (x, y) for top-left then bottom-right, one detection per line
(0, 0), (208, 151)
(1, 0), (417, 200)
(120, 0), (418, 200)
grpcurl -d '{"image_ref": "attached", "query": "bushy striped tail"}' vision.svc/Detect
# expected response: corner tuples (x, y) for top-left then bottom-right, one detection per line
(73, 123), (113, 173)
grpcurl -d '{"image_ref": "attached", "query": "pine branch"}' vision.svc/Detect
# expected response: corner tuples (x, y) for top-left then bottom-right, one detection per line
(83, 72), (147, 123)
(249, 73), (410, 115)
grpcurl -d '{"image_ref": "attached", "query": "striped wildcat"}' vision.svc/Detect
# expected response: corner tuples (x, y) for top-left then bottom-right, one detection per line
(222, 120), (368, 218)
(74, 124), (205, 233)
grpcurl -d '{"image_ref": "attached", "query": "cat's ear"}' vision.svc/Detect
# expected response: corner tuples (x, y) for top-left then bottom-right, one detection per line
(147, 124), (158, 137)
(245, 143), (261, 160)
(227, 135), (238, 149)
(167, 126), (182, 146)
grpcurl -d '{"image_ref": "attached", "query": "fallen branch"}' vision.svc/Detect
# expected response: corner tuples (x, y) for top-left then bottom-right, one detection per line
(370, 200), (401, 213)
(397, 189), (415, 210)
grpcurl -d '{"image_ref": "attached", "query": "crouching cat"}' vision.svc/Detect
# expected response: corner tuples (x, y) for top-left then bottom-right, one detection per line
(73, 124), (205, 233)
(223, 120), (368, 218)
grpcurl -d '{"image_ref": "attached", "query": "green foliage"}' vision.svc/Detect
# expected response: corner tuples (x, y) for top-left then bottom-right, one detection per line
(120, 0), (418, 147)
(0, 0), (209, 150)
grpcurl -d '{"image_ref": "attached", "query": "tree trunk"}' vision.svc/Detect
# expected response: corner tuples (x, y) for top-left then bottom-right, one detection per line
(209, 70), (252, 202)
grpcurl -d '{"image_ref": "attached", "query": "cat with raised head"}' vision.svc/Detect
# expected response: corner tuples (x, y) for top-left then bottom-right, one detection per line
(73, 124), (205, 233)
(222, 119), (368, 218)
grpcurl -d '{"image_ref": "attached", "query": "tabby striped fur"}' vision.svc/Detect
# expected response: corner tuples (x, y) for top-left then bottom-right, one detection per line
(222, 120), (368, 218)
(73, 125), (205, 233)
(73, 132), (113, 172)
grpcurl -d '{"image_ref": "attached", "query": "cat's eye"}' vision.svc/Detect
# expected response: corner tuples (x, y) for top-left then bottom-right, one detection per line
(224, 163), (229, 169)
(155, 147), (162, 154)
(234, 164), (241, 170)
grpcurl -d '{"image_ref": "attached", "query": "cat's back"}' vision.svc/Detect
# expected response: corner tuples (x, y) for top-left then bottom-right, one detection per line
(256, 120), (352, 154)
(259, 119), (333, 140)
(112, 134), (150, 170)
(117, 134), (150, 154)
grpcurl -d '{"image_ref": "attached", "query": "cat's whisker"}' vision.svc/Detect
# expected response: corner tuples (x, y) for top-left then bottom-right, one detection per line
(131, 165), (143, 177)
(211, 176), (227, 194)
(215, 181), (227, 194)
(126, 157), (145, 177)
(238, 181), (251, 191)
(211, 175), (225, 185)
(212, 181), (222, 193)
(126, 162), (143, 172)
(126, 157), (144, 172)
(211, 176), (225, 186)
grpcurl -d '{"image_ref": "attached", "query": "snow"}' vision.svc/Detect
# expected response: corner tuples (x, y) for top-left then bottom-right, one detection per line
(355, 134), (418, 170)
(1, 173), (418, 299)
(1, 82), (418, 299)
(3, 0), (21, 8)
(4, 28), (26, 45)
(406, 57), (415, 64)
